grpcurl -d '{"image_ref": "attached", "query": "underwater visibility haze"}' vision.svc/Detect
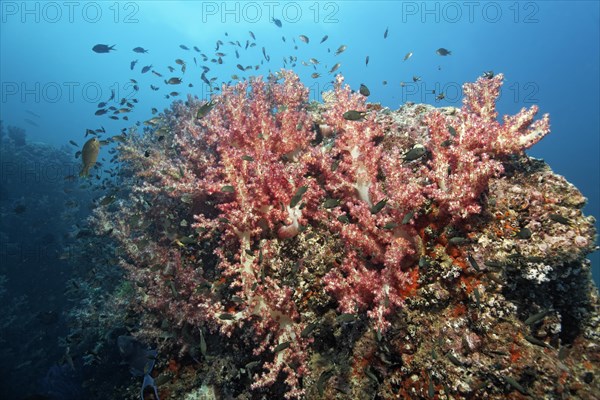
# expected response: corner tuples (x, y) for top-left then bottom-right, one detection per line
(0, 1), (599, 399)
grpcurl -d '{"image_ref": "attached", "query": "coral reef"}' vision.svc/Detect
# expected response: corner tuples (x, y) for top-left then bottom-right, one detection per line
(7, 124), (27, 146)
(87, 71), (598, 399)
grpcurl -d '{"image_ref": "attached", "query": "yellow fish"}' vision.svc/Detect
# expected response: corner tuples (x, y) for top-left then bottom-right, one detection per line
(80, 138), (100, 177)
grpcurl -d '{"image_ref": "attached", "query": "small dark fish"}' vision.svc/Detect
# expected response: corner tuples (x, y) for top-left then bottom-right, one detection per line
(300, 322), (317, 338)
(25, 110), (41, 118)
(249, 31), (256, 40)
(193, 46), (200, 52)
(401, 210), (415, 224)
(467, 254), (480, 271)
(403, 144), (426, 162)
(501, 375), (528, 395)
(412, 76), (421, 82)
(99, 194), (116, 206)
(436, 92), (445, 101)
(329, 211), (346, 223)
(323, 198), (340, 209)
(370, 199), (387, 214)
(196, 100), (215, 119)
(92, 44), (115, 53)
(343, 110), (366, 121)
(335, 45), (347, 55)
(244, 360), (260, 371)
(272, 17), (282, 27)
(336, 313), (356, 323)
(525, 309), (551, 325)
(320, 35), (328, 44)
(447, 352), (463, 366)
(273, 341), (290, 352)
(200, 73), (210, 86)
(483, 70), (494, 79)
(365, 56), (369, 66)
(403, 52), (413, 61)
(359, 84), (370, 96)
(150, 85), (159, 91)
(24, 118), (38, 127)
(221, 185), (235, 193)
(364, 366), (379, 383)
(311, 72), (321, 79)
(317, 369), (334, 396)
(218, 313), (234, 320)
(517, 227), (532, 239)
(383, 222), (398, 230)
(69, 140), (78, 147)
(289, 186), (308, 208)
(384, 27), (389, 38)
(130, 60), (138, 70)
(329, 63), (341, 73)
(299, 34), (309, 43)
(180, 44), (190, 50)
(473, 287), (482, 307)
(152, 70), (163, 77)
(141, 65), (152, 74)
(165, 77), (182, 85)
(448, 236), (468, 246)
(132, 47), (148, 53)
(549, 213), (570, 225)
(95, 109), (107, 116)
(436, 48), (451, 56)
(524, 335), (549, 348)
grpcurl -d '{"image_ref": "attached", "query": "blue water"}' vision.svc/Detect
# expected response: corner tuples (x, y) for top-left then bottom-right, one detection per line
(0, 1), (598, 398)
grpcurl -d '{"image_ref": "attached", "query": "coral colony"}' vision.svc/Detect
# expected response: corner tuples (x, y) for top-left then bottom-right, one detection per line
(93, 71), (598, 398)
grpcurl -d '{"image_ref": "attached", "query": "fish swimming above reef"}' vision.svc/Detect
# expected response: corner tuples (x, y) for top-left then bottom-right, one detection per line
(359, 84), (370, 96)
(117, 336), (160, 400)
(92, 44), (115, 53)
(79, 138), (100, 178)
(335, 45), (347, 55)
(436, 47), (452, 56)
